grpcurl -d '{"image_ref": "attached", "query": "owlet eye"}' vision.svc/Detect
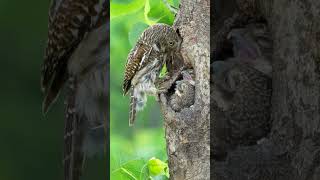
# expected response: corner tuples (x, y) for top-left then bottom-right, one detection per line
(169, 41), (174, 46)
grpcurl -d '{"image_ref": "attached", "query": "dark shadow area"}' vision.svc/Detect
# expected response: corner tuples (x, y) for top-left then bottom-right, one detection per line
(0, 1), (107, 179)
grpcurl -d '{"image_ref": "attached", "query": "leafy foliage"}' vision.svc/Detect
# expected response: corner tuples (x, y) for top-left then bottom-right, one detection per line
(148, 157), (169, 178)
(110, 0), (179, 179)
(111, 130), (169, 180)
(111, 157), (169, 180)
(112, 156), (169, 180)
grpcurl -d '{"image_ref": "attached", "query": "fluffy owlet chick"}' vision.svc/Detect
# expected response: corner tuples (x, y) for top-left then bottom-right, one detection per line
(122, 24), (182, 126)
(227, 23), (273, 77)
(169, 70), (195, 112)
(41, 1), (108, 180)
(211, 60), (272, 160)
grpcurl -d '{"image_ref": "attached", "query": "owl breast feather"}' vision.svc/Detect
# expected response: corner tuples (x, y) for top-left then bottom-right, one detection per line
(132, 59), (162, 110)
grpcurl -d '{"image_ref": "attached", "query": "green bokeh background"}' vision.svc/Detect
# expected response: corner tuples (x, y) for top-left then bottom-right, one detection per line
(110, 0), (178, 179)
(0, 1), (105, 179)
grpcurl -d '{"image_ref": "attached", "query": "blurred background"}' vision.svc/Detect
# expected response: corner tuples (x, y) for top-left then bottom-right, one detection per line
(0, 1), (105, 180)
(110, 0), (178, 179)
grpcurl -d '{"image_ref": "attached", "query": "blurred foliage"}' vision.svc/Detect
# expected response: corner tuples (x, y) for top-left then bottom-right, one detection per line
(0, 0), (106, 180)
(110, 0), (179, 179)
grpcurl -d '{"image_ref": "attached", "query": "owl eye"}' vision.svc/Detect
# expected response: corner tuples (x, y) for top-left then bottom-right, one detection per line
(169, 41), (174, 46)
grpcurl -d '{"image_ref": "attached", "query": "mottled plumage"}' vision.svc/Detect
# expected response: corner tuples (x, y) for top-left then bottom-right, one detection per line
(122, 24), (181, 126)
(211, 60), (272, 160)
(211, 22), (273, 160)
(169, 70), (195, 112)
(41, 1), (108, 180)
(41, 0), (105, 113)
(64, 19), (108, 180)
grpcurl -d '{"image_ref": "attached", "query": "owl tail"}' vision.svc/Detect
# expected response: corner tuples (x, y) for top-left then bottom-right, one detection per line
(64, 77), (84, 180)
(129, 90), (137, 126)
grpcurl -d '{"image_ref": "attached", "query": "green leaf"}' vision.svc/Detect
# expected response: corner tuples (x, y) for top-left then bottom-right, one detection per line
(147, 157), (169, 177)
(121, 168), (138, 180)
(112, 159), (149, 180)
(111, 0), (146, 19)
(159, 65), (167, 78)
(148, 0), (175, 25)
(128, 23), (149, 47)
(172, 0), (180, 7)
(166, 0), (180, 8)
(150, 175), (169, 180)
(144, 0), (160, 25)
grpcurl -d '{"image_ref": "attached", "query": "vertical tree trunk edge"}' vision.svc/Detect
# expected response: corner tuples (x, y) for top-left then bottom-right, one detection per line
(159, 0), (210, 179)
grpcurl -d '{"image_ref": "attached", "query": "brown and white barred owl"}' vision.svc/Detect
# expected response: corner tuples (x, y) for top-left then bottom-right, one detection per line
(122, 24), (181, 126)
(41, 0), (108, 180)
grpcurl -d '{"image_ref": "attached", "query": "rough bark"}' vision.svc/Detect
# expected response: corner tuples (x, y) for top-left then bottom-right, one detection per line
(212, 0), (320, 179)
(159, 0), (210, 179)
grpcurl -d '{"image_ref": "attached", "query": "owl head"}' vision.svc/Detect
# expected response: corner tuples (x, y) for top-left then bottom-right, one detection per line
(141, 23), (182, 53)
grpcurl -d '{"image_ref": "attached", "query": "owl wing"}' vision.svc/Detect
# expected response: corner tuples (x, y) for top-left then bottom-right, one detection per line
(94, 0), (108, 28)
(122, 42), (150, 95)
(41, 0), (101, 113)
(63, 5), (108, 180)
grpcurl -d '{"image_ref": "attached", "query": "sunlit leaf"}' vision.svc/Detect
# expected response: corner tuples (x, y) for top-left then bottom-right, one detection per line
(147, 0), (174, 25)
(151, 175), (169, 180)
(144, 0), (160, 25)
(148, 157), (168, 177)
(112, 159), (148, 180)
(159, 65), (167, 78)
(111, 0), (146, 19)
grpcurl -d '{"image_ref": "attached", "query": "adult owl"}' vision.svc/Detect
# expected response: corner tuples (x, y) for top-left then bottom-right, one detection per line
(41, 0), (108, 179)
(122, 24), (181, 126)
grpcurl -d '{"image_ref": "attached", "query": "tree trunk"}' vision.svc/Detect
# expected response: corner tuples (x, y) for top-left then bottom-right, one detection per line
(159, 0), (210, 179)
(212, 0), (320, 179)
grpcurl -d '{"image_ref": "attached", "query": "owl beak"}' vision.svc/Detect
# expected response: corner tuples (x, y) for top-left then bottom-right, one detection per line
(176, 90), (182, 97)
(152, 43), (160, 52)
